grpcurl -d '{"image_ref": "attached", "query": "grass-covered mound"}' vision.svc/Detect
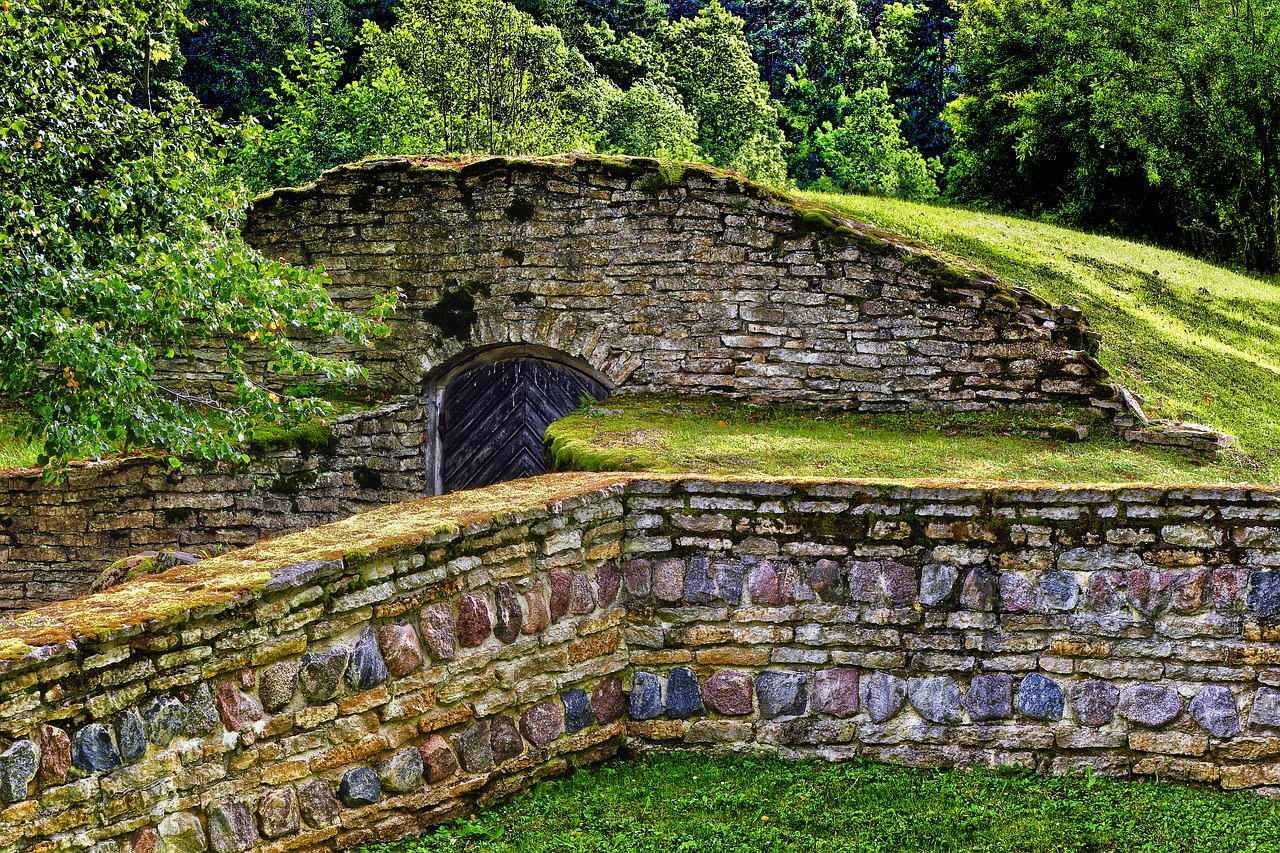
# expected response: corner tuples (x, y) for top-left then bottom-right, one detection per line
(366, 752), (1280, 853)
(547, 397), (1271, 484)
(808, 191), (1280, 462)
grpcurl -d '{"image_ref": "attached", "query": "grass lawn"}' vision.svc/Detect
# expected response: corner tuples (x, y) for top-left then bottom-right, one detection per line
(547, 396), (1273, 485)
(366, 752), (1280, 853)
(806, 191), (1280, 464)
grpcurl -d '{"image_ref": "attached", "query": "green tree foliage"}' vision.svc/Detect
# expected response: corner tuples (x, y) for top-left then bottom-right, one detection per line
(600, 79), (699, 158)
(657, 1), (788, 183)
(1, 0), (392, 467)
(782, 0), (939, 198)
(947, 0), (1280, 272)
(879, 0), (958, 159)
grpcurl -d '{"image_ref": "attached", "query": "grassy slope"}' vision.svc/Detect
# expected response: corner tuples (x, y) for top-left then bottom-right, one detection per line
(548, 397), (1269, 484)
(367, 753), (1280, 853)
(806, 191), (1280, 460)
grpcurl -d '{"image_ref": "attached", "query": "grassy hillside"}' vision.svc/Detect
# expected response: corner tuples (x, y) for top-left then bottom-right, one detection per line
(807, 191), (1280, 460)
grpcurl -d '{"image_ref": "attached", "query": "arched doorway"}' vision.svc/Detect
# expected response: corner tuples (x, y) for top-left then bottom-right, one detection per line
(424, 345), (614, 494)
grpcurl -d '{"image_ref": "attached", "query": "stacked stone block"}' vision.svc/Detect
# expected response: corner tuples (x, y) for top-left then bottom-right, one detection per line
(0, 400), (427, 612)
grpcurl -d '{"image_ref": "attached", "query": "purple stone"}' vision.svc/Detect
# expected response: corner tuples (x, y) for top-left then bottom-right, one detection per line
(214, 680), (263, 731)
(811, 669), (859, 718)
(622, 559), (652, 597)
(1190, 685), (1240, 738)
(654, 558), (686, 602)
(570, 572), (597, 614)
(962, 674), (1012, 721)
(548, 571), (572, 621)
(1017, 674), (1064, 721)
(597, 561), (622, 607)
(808, 559), (844, 603)
(563, 689), (596, 732)
(748, 562), (781, 605)
(592, 676), (626, 723)
(1071, 680), (1120, 727)
(1118, 684), (1182, 727)
(420, 735), (458, 783)
(457, 594), (492, 647)
(849, 561), (918, 607)
(701, 670), (754, 716)
(999, 572), (1035, 612)
(454, 720), (493, 773)
(519, 700), (565, 748)
(683, 556), (717, 604)
(490, 715), (524, 764)
(419, 602), (456, 661)
(960, 568), (997, 612)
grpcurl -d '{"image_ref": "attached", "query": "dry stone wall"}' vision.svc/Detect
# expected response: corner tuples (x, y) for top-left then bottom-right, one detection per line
(239, 154), (1121, 418)
(6, 474), (1280, 853)
(0, 401), (426, 613)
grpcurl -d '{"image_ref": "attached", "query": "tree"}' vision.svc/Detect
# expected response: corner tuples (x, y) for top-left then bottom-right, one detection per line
(0, 0), (392, 468)
(879, 0), (958, 160)
(601, 79), (699, 158)
(657, 1), (788, 183)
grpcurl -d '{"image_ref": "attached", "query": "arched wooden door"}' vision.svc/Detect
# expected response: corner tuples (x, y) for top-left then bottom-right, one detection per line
(437, 352), (612, 493)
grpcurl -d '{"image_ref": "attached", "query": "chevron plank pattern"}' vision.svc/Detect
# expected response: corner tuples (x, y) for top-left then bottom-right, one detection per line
(440, 357), (610, 493)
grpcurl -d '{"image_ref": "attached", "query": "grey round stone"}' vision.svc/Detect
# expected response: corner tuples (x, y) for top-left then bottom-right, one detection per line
(1017, 673), (1065, 721)
(141, 696), (187, 747)
(629, 672), (663, 721)
(183, 683), (219, 736)
(1071, 680), (1120, 727)
(908, 676), (963, 724)
(298, 648), (349, 703)
(296, 780), (342, 828)
(157, 812), (207, 853)
(454, 720), (493, 773)
(755, 670), (809, 719)
(1191, 685), (1240, 738)
(962, 674), (1013, 722)
(563, 688), (597, 732)
(1250, 686), (1280, 728)
(346, 626), (388, 691)
(1118, 684), (1182, 727)
(1040, 571), (1081, 611)
(378, 747), (424, 793)
(72, 723), (121, 774)
(919, 563), (959, 607)
(490, 715), (524, 764)
(338, 767), (381, 807)
(114, 708), (147, 764)
(0, 739), (37, 803)
(861, 671), (907, 723)
(664, 668), (704, 720)
(208, 801), (257, 853)
(259, 662), (298, 713)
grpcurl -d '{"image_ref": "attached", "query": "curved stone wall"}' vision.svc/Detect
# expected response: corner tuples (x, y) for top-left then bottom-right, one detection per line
(4, 474), (1280, 853)
(238, 154), (1120, 417)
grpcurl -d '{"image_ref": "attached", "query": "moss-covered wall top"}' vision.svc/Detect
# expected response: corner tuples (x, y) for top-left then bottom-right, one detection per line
(237, 154), (1120, 417)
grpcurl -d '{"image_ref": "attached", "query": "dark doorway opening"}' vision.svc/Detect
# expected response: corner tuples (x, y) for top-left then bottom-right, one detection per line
(425, 346), (613, 494)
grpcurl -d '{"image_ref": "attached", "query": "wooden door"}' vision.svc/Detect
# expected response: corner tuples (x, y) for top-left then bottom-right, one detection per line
(439, 357), (611, 493)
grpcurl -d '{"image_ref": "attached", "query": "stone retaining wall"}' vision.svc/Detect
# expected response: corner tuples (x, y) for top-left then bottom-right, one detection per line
(0, 401), (426, 613)
(237, 154), (1122, 418)
(4, 473), (1280, 853)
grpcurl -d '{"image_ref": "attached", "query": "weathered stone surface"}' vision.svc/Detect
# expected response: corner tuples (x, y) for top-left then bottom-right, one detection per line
(597, 560), (622, 607)
(563, 688), (597, 732)
(849, 561), (917, 606)
(208, 801), (257, 853)
(715, 560), (746, 606)
(1017, 674), (1065, 721)
(1191, 686), (1240, 738)
(140, 695), (187, 748)
(493, 583), (524, 643)
(811, 669), (859, 718)
(682, 556), (716, 605)
(72, 723), (121, 774)
(908, 676), (963, 724)
(114, 708), (147, 764)
(420, 735), (459, 783)
(454, 720), (494, 773)
(592, 676), (626, 724)
(664, 667), (704, 719)
(548, 571), (572, 621)
(1071, 680), (1121, 727)
(457, 594), (492, 647)
(257, 787), (301, 839)
(570, 572), (596, 614)
(490, 715), (524, 764)
(130, 825), (159, 853)
(258, 662), (298, 713)
(214, 680), (263, 732)
(519, 700), (565, 748)
(347, 625), (389, 690)
(807, 559), (843, 603)
(629, 672), (663, 720)
(654, 558), (686, 602)
(748, 563), (781, 605)
(959, 567), (997, 611)
(338, 767), (381, 807)
(861, 671), (907, 723)
(1248, 569), (1280, 618)
(420, 602), (457, 661)
(919, 563), (959, 607)
(702, 670), (754, 716)
(522, 589), (550, 634)
(296, 780), (342, 828)
(1119, 684), (1183, 727)
(36, 724), (70, 788)
(1039, 571), (1081, 611)
(183, 683), (220, 735)
(622, 558), (652, 597)
(999, 572), (1036, 612)
(297, 648), (349, 703)
(376, 623), (424, 677)
(1248, 687), (1280, 728)
(756, 670), (809, 719)
(962, 674), (1012, 722)
(0, 740), (37, 803)
(378, 747), (424, 793)
(157, 812), (207, 853)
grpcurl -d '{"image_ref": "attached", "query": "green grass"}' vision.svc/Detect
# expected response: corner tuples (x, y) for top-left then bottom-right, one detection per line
(0, 406), (41, 471)
(806, 191), (1280, 464)
(367, 752), (1280, 853)
(547, 396), (1272, 484)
